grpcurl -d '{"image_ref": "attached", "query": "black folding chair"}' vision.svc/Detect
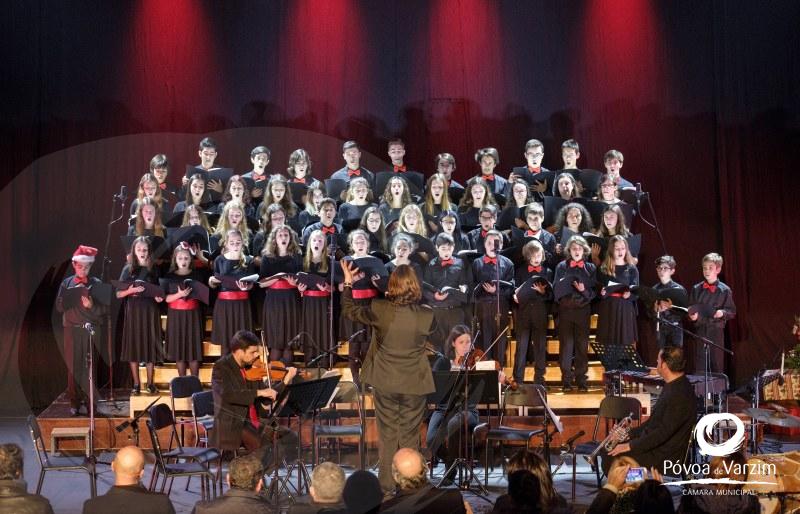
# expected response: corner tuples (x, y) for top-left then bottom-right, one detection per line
(26, 415), (96, 498)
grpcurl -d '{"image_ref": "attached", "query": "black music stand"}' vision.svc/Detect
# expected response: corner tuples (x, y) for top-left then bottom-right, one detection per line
(429, 369), (499, 498)
(590, 343), (648, 395)
(267, 376), (341, 502)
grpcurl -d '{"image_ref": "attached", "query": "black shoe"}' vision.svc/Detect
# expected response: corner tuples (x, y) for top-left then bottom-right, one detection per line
(131, 385), (141, 396)
(147, 384), (158, 394)
(70, 407), (80, 417)
(562, 384), (573, 393)
(577, 383), (589, 392)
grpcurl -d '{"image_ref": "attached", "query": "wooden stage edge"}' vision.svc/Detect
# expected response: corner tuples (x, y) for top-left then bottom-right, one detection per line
(37, 388), (646, 453)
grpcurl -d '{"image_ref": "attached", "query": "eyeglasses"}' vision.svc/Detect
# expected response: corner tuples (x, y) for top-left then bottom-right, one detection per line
(656, 266), (673, 271)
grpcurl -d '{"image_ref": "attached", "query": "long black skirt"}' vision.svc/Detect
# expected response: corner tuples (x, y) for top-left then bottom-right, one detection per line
(212, 298), (253, 354)
(120, 297), (163, 363)
(166, 307), (204, 361)
(596, 297), (638, 346)
(301, 295), (333, 363)
(262, 289), (301, 351)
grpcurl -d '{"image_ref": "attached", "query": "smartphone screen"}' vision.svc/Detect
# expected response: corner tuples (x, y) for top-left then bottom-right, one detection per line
(625, 467), (646, 483)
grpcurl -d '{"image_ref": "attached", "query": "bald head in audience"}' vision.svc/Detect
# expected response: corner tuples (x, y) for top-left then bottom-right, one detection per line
(391, 448), (428, 490)
(111, 446), (146, 486)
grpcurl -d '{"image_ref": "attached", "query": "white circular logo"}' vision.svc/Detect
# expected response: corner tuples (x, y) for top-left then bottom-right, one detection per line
(694, 413), (745, 457)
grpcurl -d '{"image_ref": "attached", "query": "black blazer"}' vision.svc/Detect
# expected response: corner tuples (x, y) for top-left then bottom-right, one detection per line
(192, 488), (274, 514)
(82, 484), (175, 514)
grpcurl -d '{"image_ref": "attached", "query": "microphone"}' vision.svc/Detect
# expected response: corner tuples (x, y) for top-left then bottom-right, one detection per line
(83, 323), (95, 336)
(116, 185), (128, 202)
(287, 333), (303, 348)
(346, 329), (367, 342)
(635, 182), (643, 199)
(563, 430), (586, 448)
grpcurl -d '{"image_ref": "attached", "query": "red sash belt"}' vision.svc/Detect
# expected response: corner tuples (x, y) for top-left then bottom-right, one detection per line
(269, 279), (296, 290)
(303, 290), (330, 297)
(352, 288), (378, 299)
(218, 291), (249, 300)
(169, 298), (199, 310)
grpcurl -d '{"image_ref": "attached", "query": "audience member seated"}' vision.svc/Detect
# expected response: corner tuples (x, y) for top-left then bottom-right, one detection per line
(191, 454), (270, 514)
(0, 443), (54, 514)
(343, 470), (383, 514)
(83, 446), (174, 514)
(585, 456), (647, 514)
(379, 448), (471, 513)
(629, 480), (674, 514)
(677, 453), (759, 514)
(289, 462), (346, 514)
(502, 450), (572, 513)
(490, 470), (542, 514)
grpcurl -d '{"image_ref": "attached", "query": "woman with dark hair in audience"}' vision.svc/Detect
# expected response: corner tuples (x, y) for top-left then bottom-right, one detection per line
(500, 450), (571, 513)
(490, 470), (542, 514)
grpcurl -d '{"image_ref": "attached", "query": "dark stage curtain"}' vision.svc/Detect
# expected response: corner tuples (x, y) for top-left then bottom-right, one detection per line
(1, 0), (798, 415)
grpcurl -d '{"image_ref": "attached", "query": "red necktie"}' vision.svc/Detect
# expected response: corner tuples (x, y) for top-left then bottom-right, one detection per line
(526, 230), (540, 237)
(393, 165), (407, 172)
(74, 276), (88, 285)
(480, 230), (488, 238)
(238, 368), (260, 429)
(347, 169), (361, 177)
(483, 174), (495, 181)
(703, 282), (717, 293)
(441, 259), (454, 267)
(159, 182), (167, 190)
(483, 256), (497, 265)
(322, 226), (336, 235)
(528, 166), (541, 174)
(528, 265), (542, 273)
(569, 260), (585, 268)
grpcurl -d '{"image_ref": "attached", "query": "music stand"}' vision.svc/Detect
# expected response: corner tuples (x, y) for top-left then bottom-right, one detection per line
(267, 376), (341, 502)
(590, 343), (648, 395)
(429, 369), (499, 498)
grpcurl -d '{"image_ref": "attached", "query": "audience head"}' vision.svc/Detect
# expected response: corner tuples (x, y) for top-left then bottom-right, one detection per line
(111, 446), (146, 485)
(508, 470), (541, 511)
(630, 479), (674, 513)
(391, 448), (428, 490)
(343, 470), (383, 514)
(609, 455), (641, 492)
(227, 454), (264, 492)
(0, 443), (23, 480)
(507, 449), (555, 511)
(309, 462), (345, 504)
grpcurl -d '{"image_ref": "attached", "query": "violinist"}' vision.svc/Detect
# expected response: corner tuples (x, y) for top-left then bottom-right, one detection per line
(211, 330), (298, 471)
(426, 326), (509, 485)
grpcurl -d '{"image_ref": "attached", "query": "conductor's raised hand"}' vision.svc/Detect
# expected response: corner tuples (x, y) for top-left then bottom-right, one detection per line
(340, 259), (358, 283)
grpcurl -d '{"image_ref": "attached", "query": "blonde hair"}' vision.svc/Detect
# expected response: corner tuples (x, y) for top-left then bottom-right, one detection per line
(398, 204), (427, 237)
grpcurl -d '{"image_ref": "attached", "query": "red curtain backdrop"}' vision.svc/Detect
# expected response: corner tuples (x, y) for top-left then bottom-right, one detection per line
(1, 0), (799, 414)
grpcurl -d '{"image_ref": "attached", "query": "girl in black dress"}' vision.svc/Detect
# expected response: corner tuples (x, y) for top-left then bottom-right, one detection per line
(164, 243), (204, 377)
(117, 236), (164, 395)
(457, 176), (497, 228)
(340, 229), (378, 386)
(551, 202), (594, 256)
(551, 172), (581, 201)
(259, 225), (303, 364)
(498, 179), (532, 231)
(595, 235), (639, 347)
(360, 205), (388, 253)
(298, 183), (325, 231)
(338, 177), (375, 228)
(396, 204), (427, 238)
(208, 229), (254, 353)
(378, 175), (411, 228)
(173, 173), (210, 215)
(590, 204), (631, 265)
(420, 173), (453, 234)
(251, 203), (287, 259)
(436, 211), (470, 253)
(298, 229), (334, 364)
(216, 175), (255, 218)
(211, 201), (252, 256)
(259, 175), (300, 233)
(386, 233), (422, 280)
(130, 172), (171, 218)
(127, 197), (166, 238)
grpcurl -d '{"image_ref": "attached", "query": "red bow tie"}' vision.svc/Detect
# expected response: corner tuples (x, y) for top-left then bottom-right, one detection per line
(483, 256), (497, 265)
(292, 178), (305, 183)
(321, 226), (336, 235)
(569, 260), (585, 268)
(528, 166), (541, 174)
(528, 265), (542, 273)
(159, 182), (167, 190)
(480, 229), (488, 238)
(483, 174), (495, 181)
(440, 258), (454, 267)
(703, 282), (717, 293)
(74, 276), (89, 285)
(347, 169), (361, 177)
(526, 230), (540, 237)
(393, 165), (407, 172)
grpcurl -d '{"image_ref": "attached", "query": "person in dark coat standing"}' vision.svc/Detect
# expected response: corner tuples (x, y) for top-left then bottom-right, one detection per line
(340, 261), (435, 494)
(191, 454), (272, 514)
(210, 330), (298, 470)
(83, 446), (174, 514)
(0, 443), (54, 514)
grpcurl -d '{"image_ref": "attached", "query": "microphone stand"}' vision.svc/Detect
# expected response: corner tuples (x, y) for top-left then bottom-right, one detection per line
(634, 186), (668, 257)
(327, 236), (338, 369)
(99, 189), (127, 403)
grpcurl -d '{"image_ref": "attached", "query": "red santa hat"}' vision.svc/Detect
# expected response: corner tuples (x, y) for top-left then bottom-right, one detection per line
(72, 245), (98, 264)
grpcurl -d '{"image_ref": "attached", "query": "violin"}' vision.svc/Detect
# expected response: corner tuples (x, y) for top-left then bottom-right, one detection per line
(455, 348), (518, 391)
(243, 357), (312, 383)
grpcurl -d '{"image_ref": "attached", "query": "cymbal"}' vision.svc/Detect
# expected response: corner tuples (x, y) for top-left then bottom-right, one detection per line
(744, 407), (800, 427)
(744, 408), (778, 420)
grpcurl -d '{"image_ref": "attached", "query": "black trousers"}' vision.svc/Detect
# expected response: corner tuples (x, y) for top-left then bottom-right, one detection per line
(693, 324), (725, 374)
(64, 326), (98, 409)
(430, 307), (466, 353)
(475, 301), (510, 366)
(513, 306), (548, 384)
(373, 389), (427, 493)
(557, 305), (590, 386)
